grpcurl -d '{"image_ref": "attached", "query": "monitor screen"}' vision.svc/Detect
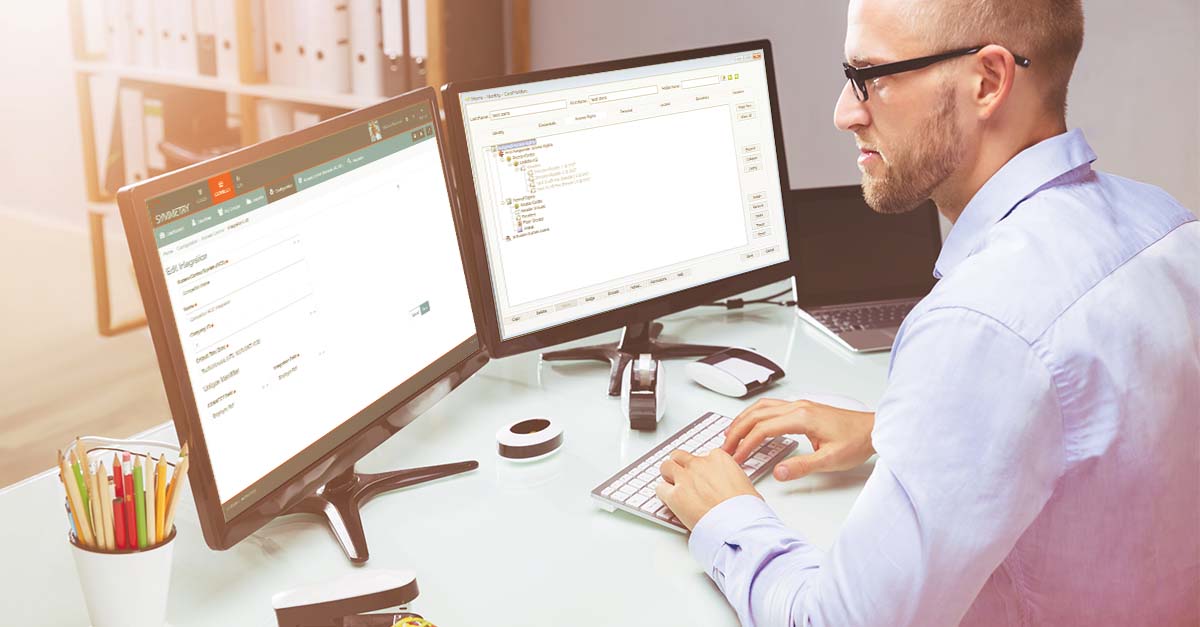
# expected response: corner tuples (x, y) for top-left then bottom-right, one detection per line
(789, 186), (941, 306)
(455, 47), (788, 341)
(140, 101), (477, 517)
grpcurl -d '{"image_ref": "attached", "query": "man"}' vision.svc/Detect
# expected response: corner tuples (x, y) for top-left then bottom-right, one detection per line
(655, 0), (1200, 625)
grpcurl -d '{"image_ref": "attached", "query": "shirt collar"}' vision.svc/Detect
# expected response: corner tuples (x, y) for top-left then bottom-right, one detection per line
(933, 128), (1097, 279)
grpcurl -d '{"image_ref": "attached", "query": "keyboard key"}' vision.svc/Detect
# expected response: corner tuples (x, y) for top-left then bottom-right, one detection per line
(627, 494), (649, 508)
(640, 497), (663, 513)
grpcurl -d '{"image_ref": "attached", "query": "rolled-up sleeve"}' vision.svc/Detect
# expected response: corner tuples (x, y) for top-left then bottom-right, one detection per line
(687, 307), (1065, 626)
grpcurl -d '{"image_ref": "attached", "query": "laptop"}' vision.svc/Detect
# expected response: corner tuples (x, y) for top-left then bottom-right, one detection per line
(787, 185), (942, 352)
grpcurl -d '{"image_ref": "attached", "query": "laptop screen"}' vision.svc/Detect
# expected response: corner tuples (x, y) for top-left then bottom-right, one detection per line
(787, 185), (941, 307)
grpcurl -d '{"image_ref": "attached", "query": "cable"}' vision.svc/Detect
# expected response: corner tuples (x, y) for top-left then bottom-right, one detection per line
(703, 288), (797, 310)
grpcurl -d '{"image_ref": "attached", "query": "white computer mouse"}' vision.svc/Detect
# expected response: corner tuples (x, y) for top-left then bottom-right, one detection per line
(686, 347), (785, 397)
(621, 353), (665, 431)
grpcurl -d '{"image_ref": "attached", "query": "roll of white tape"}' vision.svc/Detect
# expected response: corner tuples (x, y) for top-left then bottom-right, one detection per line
(496, 417), (564, 462)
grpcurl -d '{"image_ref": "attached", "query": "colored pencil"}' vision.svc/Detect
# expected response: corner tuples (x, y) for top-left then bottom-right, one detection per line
(122, 454), (136, 548)
(98, 462), (115, 550)
(133, 459), (147, 548)
(59, 450), (94, 547)
(113, 497), (126, 550)
(162, 452), (189, 536)
(145, 456), (157, 545)
(70, 446), (91, 525)
(123, 494), (136, 549)
(113, 453), (124, 499)
(56, 451), (81, 537)
(155, 454), (168, 542)
(86, 463), (105, 550)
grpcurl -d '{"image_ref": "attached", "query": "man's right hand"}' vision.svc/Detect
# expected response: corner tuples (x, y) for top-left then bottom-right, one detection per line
(722, 398), (877, 481)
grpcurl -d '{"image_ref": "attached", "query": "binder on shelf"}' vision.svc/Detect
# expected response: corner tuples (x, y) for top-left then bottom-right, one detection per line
(144, 97), (167, 176)
(105, 0), (133, 66)
(238, 0), (269, 83)
(172, 0), (198, 75)
(308, 1), (353, 93)
(194, 0), (219, 77)
(155, 2), (176, 70)
(380, 0), (410, 94)
(255, 99), (294, 140)
(215, 0), (239, 80)
(291, 2), (313, 88)
(218, 0), (267, 83)
(406, 0), (427, 87)
(264, 0), (295, 85)
(130, 0), (157, 67)
(349, 0), (384, 97)
(118, 86), (148, 185)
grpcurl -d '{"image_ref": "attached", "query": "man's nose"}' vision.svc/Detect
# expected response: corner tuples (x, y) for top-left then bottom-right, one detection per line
(834, 80), (870, 131)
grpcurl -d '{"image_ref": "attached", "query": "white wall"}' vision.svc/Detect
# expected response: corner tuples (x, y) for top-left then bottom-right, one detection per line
(0, 2), (86, 227)
(528, 0), (1200, 215)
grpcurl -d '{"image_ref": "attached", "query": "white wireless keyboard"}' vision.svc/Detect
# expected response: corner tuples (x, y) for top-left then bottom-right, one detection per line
(590, 411), (798, 532)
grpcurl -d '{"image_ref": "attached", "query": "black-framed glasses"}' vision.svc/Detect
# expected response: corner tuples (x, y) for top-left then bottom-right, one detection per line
(842, 46), (1032, 102)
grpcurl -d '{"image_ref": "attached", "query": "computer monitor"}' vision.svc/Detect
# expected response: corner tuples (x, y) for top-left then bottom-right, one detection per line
(117, 87), (487, 564)
(443, 40), (793, 395)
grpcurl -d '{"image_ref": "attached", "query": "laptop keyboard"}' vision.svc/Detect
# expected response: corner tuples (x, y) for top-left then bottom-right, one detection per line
(813, 302), (914, 333)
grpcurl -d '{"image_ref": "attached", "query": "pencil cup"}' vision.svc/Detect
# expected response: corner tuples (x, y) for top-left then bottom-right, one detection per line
(69, 527), (176, 627)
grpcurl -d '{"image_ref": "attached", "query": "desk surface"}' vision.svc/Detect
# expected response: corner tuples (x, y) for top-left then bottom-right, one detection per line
(0, 283), (889, 626)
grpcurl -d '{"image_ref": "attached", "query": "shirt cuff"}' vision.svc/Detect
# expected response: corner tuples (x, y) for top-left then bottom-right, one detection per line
(688, 494), (780, 571)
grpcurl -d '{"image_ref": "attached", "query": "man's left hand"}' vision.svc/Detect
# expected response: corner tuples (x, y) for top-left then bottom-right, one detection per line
(656, 448), (762, 530)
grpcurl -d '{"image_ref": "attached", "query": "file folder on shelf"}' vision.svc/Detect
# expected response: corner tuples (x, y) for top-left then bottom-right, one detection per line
(349, 0), (385, 97)
(218, 0), (267, 83)
(172, 0), (199, 75)
(264, 0), (295, 86)
(406, 0), (427, 87)
(308, 1), (353, 93)
(194, 0), (219, 76)
(131, 0), (157, 67)
(105, 0), (133, 66)
(119, 86), (148, 185)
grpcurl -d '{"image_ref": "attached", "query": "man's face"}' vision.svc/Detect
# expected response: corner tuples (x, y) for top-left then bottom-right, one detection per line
(835, 0), (967, 214)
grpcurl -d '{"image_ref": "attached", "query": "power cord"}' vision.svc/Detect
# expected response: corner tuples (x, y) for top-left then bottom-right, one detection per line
(703, 288), (797, 310)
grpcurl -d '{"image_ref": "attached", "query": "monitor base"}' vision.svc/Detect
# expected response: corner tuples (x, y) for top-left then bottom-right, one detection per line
(540, 320), (728, 396)
(285, 460), (478, 565)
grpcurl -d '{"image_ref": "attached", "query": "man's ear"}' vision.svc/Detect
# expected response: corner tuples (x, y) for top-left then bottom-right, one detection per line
(973, 44), (1017, 120)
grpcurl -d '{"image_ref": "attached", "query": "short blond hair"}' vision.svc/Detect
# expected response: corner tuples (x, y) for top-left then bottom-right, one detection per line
(906, 0), (1084, 118)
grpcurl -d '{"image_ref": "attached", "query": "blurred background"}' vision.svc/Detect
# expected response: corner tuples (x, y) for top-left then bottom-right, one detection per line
(1, 0), (1196, 486)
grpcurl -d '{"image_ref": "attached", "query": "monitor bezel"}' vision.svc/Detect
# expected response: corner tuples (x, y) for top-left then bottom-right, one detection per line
(442, 39), (795, 358)
(116, 86), (488, 552)
(786, 185), (943, 308)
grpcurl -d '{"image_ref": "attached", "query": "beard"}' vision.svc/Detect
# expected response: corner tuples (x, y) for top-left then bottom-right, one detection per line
(861, 85), (964, 214)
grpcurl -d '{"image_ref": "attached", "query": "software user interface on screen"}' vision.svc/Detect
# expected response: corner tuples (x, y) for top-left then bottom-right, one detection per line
(456, 49), (787, 340)
(142, 102), (475, 514)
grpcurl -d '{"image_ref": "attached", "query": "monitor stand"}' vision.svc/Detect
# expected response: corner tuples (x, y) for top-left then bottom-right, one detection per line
(285, 460), (478, 565)
(540, 320), (729, 396)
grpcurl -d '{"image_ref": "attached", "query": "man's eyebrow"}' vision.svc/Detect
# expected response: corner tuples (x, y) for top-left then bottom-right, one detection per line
(848, 55), (881, 68)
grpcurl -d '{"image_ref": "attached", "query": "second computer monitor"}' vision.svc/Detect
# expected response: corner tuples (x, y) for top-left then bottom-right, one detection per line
(444, 40), (793, 391)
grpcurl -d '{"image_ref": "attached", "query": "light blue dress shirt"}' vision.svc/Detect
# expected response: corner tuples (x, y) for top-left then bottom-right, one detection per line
(688, 129), (1200, 626)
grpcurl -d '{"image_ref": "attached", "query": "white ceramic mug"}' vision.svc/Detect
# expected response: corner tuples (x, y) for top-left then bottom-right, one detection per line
(69, 528), (175, 627)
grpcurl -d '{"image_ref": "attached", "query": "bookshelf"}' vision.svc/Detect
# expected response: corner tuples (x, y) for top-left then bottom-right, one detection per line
(66, 0), (528, 337)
